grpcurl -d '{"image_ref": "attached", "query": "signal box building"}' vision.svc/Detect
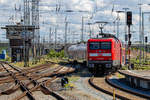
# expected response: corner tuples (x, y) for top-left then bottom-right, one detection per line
(2, 24), (36, 62)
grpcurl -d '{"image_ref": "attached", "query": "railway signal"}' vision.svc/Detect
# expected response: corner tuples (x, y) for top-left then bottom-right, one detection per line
(127, 11), (132, 25)
(145, 36), (148, 43)
(145, 36), (148, 61)
(128, 41), (131, 46)
(127, 11), (132, 69)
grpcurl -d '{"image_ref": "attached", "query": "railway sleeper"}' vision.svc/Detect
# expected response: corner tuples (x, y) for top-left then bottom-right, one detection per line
(40, 84), (64, 100)
(1, 85), (19, 95)
(20, 83), (35, 100)
(0, 62), (73, 100)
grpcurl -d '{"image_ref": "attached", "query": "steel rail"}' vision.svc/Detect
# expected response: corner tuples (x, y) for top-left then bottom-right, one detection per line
(3, 62), (65, 100)
(89, 77), (130, 100)
(0, 61), (75, 100)
(0, 63), (35, 100)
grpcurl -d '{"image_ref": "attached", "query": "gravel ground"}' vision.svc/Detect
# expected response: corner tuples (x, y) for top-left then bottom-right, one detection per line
(48, 78), (100, 100)
(0, 72), (9, 77)
(0, 82), (15, 92)
(47, 65), (112, 100)
(74, 77), (112, 100)
(72, 66), (112, 100)
(37, 77), (52, 83)
(33, 65), (59, 75)
(32, 91), (56, 100)
(0, 89), (56, 100)
(0, 89), (28, 100)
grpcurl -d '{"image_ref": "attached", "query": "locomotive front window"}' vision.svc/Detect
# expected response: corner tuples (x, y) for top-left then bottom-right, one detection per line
(89, 42), (111, 50)
(101, 42), (111, 49)
(89, 42), (100, 50)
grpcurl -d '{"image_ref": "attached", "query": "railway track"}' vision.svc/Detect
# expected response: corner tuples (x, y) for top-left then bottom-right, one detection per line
(88, 74), (148, 100)
(0, 61), (75, 100)
(0, 64), (59, 84)
(0, 62), (36, 100)
(0, 63), (51, 81)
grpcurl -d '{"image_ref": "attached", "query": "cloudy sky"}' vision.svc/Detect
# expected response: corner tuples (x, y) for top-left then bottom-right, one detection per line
(0, 0), (150, 43)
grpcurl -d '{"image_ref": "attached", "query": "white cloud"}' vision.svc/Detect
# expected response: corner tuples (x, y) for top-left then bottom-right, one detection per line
(73, 0), (94, 12)
(0, 0), (7, 4)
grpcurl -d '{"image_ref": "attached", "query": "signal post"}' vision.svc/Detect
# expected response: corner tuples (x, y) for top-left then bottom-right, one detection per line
(145, 36), (148, 61)
(127, 11), (132, 69)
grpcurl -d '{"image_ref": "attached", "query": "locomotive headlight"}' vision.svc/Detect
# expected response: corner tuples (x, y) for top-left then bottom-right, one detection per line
(102, 53), (111, 56)
(105, 64), (111, 68)
(89, 53), (98, 57)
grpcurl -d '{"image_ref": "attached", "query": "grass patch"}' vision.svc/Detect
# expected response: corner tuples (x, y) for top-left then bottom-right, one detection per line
(116, 73), (124, 78)
(122, 63), (150, 70)
(122, 65), (128, 70)
(10, 55), (68, 68)
(11, 56), (48, 68)
(68, 76), (80, 82)
(133, 65), (150, 70)
(124, 58), (150, 70)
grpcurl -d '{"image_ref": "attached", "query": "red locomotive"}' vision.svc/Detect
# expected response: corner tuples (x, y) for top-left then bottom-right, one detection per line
(87, 34), (125, 75)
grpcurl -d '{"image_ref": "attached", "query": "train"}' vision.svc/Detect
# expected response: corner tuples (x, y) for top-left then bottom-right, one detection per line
(65, 34), (125, 75)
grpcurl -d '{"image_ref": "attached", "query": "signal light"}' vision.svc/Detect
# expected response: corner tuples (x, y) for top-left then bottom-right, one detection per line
(145, 36), (148, 43)
(127, 11), (132, 25)
(128, 34), (131, 39)
(128, 41), (131, 46)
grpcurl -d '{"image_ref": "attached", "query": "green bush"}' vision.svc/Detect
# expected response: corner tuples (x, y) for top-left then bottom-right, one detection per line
(59, 50), (65, 58)
(47, 49), (65, 59)
(5, 56), (11, 62)
(48, 49), (56, 58)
